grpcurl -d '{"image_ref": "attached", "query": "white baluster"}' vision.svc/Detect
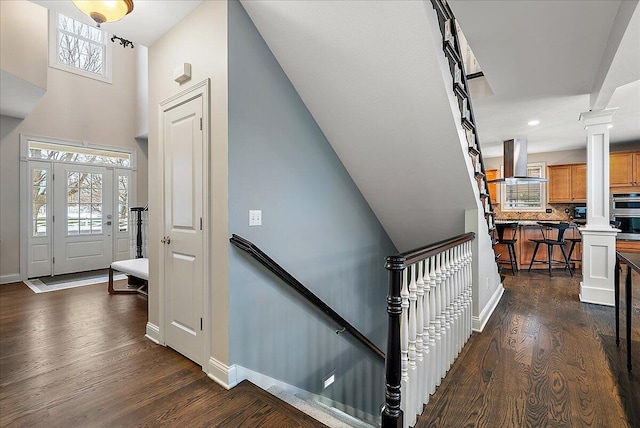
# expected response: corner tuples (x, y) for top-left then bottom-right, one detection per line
(400, 267), (409, 426)
(415, 261), (425, 413)
(455, 244), (464, 355)
(408, 264), (418, 427)
(452, 245), (461, 358)
(428, 254), (437, 395)
(421, 258), (431, 405)
(448, 247), (456, 367)
(434, 252), (444, 386)
(442, 249), (452, 376)
(465, 241), (472, 341)
(468, 241), (474, 340)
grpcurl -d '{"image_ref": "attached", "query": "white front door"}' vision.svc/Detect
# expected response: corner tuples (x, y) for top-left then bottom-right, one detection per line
(53, 163), (114, 275)
(163, 94), (205, 365)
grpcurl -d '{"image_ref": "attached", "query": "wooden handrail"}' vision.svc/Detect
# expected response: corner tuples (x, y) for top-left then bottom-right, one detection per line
(392, 232), (475, 266)
(229, 234), (385, 361)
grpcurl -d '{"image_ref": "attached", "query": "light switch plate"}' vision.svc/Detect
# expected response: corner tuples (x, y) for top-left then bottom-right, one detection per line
(249, 210), (262, 226)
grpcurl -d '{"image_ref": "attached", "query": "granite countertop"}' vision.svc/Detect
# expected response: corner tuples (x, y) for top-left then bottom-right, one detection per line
(495, 219), (584, 227)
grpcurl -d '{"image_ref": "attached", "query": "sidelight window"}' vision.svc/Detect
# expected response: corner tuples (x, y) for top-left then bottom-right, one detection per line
(118, 175), (129, 232)
(32, 169), (48, 236)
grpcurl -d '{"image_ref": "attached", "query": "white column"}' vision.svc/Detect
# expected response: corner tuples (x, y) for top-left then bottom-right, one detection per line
(579, 108), (618, 306)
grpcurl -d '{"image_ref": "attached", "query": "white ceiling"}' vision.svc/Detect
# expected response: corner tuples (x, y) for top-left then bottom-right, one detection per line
(30, 0), (203, 47)
(31, 0), (639, 159)
(449, 0), (640, 157)
(241, 0), (479, 250)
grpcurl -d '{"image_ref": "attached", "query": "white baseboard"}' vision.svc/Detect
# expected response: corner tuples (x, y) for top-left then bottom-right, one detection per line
(236, 365), (296, 393)
(235, 365), (378, 425)
(206, 357), (238, 390)
(473, 282), (504, 332)
(579, 281), (614, 307)
(0, 273), (22, 285)
(145, 322), (161, 344)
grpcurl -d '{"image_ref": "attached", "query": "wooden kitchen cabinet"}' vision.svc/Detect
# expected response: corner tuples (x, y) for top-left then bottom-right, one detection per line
(547, 164), (586, 203)
(571, 164), (587, 201)
(610, 151), (640, 188)
(486, 169), (500, 204)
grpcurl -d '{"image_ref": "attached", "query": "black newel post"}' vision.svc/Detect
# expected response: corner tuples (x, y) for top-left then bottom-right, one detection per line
(382, 255), (405, 428)
(131, 207), (145, 258)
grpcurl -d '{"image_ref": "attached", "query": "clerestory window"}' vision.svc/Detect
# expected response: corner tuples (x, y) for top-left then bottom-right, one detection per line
(49, 12), (112, 83)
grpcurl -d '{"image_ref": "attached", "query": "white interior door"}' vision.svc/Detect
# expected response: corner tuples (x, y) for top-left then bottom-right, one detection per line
(27, 161), (52, 278)
(53, 163), (113, 275)
(163, 94), (205, 365)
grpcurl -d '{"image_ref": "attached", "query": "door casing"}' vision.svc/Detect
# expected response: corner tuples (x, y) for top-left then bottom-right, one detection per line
(19, 134), (137, 279)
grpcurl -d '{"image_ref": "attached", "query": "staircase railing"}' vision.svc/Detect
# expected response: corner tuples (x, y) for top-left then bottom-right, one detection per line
(229, 234), (385, 360)
(431, 0), (496, 233)
(382, 232), (475, 428)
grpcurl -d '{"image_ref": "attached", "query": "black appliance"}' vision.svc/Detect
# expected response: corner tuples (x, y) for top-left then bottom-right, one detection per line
(573, 206), (586, 220)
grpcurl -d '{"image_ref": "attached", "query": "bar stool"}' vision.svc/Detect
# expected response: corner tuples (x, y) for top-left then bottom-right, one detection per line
(566, 224), (582, 267)
(527, 222), (573, 277)
(496, 222), (519, 273)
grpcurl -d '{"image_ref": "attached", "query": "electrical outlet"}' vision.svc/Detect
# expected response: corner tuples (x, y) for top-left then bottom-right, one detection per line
(249, 210), (262, 226)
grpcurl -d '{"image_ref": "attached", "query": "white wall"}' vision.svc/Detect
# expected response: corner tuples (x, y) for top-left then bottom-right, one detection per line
(147, 0), (229, 370)
(0, 3), (147, 281)
(0, 0), (48, 89)
(135, 45), (148, 139)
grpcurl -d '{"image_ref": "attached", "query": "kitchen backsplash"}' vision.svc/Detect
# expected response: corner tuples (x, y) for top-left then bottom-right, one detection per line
(494, 203), (578, 221)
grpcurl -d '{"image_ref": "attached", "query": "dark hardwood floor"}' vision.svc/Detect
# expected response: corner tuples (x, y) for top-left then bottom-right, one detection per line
(2, 269), (638, 427)
(0, 281), (326, 428)
(417, 270), (639, 428)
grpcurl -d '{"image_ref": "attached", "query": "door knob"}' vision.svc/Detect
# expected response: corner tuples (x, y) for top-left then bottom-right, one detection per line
(161, 236), (171, 244)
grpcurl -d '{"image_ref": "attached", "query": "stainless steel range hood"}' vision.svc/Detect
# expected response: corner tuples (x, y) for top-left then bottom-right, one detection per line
(487, 138), (548, 183)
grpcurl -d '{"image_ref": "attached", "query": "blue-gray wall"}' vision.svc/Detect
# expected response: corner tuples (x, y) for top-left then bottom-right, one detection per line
(228, 0), (396, 418)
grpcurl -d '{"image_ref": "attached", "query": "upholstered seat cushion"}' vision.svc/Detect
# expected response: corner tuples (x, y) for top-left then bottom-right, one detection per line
(110, 258), (149, 280)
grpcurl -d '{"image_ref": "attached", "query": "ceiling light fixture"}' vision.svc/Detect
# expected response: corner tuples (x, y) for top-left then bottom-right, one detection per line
(72, 0), (134, 27)
(528, 120), (540, 126)
(608, 124), (614, 128)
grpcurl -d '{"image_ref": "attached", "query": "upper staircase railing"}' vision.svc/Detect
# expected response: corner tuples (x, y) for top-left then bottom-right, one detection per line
(431, 0), (496, 235)
(382, 232), (475, 428)
(230, 234), (385, 360)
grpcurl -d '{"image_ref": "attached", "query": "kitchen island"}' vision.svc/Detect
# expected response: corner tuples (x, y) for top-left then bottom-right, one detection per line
(494, 221), (582, 271)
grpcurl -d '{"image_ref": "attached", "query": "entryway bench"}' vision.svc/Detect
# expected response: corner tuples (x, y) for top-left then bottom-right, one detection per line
(108, 258), (149, 295)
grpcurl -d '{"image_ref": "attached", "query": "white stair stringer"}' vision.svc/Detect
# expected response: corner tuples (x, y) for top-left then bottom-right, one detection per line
(266, 385), (376, 428)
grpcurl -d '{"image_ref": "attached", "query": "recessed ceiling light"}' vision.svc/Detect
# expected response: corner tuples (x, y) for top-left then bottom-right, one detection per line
(528, 120), (540, 126)
(608, 124), (613, 128)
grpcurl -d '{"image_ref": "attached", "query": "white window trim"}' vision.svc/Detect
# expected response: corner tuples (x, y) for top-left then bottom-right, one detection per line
(48, 11), (113, 84)
(500, 162), (547, 212)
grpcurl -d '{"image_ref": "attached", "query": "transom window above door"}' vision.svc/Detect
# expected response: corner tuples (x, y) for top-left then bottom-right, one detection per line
(28, 141), (130, 167)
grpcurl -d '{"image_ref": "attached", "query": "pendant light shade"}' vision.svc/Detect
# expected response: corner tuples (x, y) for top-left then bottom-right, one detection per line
(72, 0), (134, 27)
